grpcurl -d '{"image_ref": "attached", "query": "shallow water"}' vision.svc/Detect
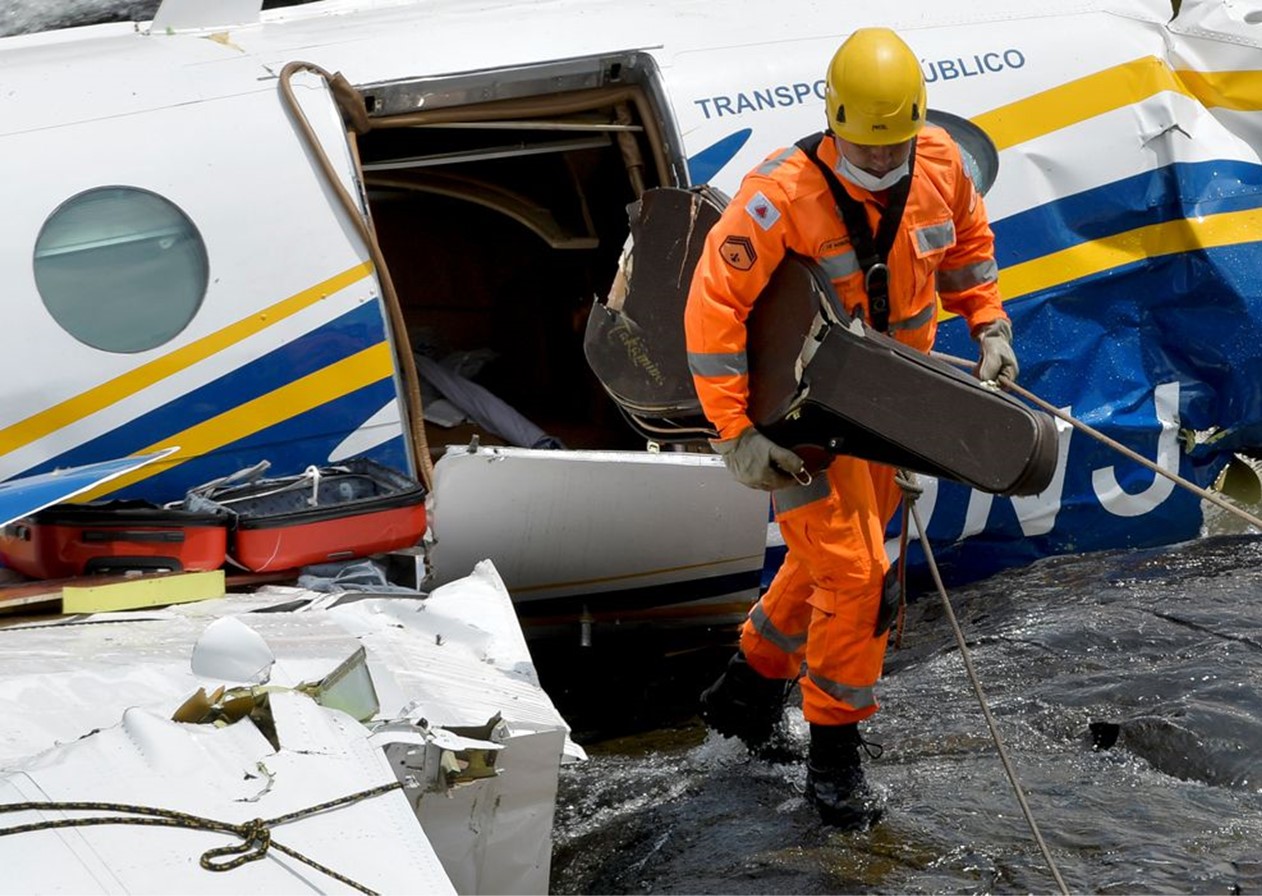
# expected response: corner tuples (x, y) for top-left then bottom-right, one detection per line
(544, 530), (1262, 895)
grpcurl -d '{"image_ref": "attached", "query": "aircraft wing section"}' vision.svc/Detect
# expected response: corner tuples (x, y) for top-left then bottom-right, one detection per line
(0, 448), (178, 528)
(426, 445), (769, 626)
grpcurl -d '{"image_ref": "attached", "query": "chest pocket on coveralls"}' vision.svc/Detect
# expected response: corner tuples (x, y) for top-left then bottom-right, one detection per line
(907, 215), (956, 307)
(912, 217), (956, 260)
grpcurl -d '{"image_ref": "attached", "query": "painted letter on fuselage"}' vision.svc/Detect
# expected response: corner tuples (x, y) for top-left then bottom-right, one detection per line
(1091, 381), (1180, 518)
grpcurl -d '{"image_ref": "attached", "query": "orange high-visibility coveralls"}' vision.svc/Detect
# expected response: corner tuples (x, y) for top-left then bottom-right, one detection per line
(684, 126), (1008, 726)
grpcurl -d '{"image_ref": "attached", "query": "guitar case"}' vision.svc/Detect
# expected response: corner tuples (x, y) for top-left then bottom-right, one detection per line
(583, 186), (1057, 496)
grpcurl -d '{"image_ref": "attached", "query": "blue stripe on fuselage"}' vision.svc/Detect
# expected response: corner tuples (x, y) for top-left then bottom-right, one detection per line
(991, 159), (1262, 268)
(18, 302), (398, 497)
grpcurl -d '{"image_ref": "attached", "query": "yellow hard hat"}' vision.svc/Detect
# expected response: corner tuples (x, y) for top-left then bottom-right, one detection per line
(825, 28), (926, 146)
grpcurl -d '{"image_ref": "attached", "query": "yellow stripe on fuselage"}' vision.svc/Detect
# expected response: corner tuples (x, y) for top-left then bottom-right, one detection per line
(996, 206), (1262, 303)
(974, 56), (1193, 151)
(936, 58), (1262, 320)
(0, 261), (374, 456)
(1175, 69), (1262, 112)
(974, 57), (1262, 152)
(75, 342), (396, 500)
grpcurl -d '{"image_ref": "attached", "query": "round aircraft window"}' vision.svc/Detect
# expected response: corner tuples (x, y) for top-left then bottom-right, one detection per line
(33, 186), (209, 353)
(926, 110), (1000, 196)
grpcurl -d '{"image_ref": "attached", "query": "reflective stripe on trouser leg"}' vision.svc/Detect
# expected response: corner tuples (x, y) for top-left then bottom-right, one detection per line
(800, 583), (889, 725)
(739, 470), (837, 680)
(772, 454), (892, 725)
(740, 552), (812, 680)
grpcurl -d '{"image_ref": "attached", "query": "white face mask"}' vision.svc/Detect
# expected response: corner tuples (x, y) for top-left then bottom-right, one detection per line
(835, 153), (910, 192)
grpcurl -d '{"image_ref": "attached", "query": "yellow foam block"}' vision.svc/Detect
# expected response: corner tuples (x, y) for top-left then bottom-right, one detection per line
(61, 570), (226, 614)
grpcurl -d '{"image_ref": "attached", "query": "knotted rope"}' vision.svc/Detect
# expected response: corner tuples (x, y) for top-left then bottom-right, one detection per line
(0, 781), (404, 895)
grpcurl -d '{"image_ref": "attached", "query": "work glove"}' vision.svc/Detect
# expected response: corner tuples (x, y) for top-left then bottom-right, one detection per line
(714, 427), (805, 491)
(974, 318), (1019, 383)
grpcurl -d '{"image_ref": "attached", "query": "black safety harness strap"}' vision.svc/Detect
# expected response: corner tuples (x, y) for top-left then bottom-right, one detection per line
(793, 131), (916, 333)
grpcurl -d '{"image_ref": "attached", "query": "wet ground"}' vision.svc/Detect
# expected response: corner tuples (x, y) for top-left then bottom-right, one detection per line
(539, 525), (1262, 894)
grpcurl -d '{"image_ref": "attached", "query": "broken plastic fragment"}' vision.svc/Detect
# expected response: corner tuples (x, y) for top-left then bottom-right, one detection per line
(190, 616), (275, 683)
(170, 684), (279, 750)
(297, 645), (380, 722)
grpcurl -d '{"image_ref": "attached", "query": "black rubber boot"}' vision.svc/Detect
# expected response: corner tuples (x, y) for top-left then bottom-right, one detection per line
(698, 650), (791, 750)
(804, 722), (884, 830)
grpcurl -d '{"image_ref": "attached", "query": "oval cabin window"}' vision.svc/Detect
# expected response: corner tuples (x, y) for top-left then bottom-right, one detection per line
(33, 187), (209, 353)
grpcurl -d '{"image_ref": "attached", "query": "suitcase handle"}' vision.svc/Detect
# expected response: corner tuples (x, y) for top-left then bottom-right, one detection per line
(84, 556), (185, 574)
(3, 524), (31, 542)
(81, 529), (186, 544)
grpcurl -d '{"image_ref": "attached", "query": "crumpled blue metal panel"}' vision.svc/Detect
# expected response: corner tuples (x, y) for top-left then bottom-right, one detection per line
(903, 155), (1262, 585)
(0, 449), (176, 530)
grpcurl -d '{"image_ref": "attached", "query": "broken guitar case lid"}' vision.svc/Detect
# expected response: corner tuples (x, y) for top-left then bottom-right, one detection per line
(583, 185), (1058, 497)
(583, 185), (729, 443)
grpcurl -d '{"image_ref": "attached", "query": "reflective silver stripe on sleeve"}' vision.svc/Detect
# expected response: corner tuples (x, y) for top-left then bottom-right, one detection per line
(687, 350), (748, 377)
(772, 474), (832, 514)
(888, 304), (935, 333)
(915, 220), (956, 254)
(749, 599), (808, 653)
(806, 670), (877, 709)
(818, 249), (860, 280)
(937, 258), (999, 294)
(756, 146), (799, 176)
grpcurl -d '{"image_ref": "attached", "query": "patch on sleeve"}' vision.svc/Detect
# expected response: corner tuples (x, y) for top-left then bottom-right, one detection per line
(744, 191), (781, 231)
(720, 235), (756, 271)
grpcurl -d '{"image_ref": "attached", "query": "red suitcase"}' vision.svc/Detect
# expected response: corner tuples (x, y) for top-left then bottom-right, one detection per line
(0, 500), (228, 578)
(188, 459), (427, 573)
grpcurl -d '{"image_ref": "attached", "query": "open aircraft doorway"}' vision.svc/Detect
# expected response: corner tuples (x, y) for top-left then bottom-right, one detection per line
(353, 55), (687, 459)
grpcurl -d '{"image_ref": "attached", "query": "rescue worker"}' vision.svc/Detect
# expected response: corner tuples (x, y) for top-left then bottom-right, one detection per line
(684, 27), (1018, 829)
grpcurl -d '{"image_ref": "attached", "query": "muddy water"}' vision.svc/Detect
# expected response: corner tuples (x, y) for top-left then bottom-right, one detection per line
(544, 530), (1262, 894)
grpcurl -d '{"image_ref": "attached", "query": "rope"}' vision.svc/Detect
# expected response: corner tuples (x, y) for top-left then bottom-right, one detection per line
(891, 352), (1262, 890)
(0, 781), (403, 895)
(886, 356), (1262, 893)
(932, 351), (1262, 531)
(892, 470), (923, 648)
(900, 482), (1071, 895)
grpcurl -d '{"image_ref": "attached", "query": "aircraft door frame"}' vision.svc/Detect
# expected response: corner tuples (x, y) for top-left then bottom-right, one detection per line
(276, 62), (432, 490)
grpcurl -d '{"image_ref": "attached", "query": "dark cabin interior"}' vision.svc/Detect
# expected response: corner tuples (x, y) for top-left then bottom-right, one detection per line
(355, 80), (675, 457)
